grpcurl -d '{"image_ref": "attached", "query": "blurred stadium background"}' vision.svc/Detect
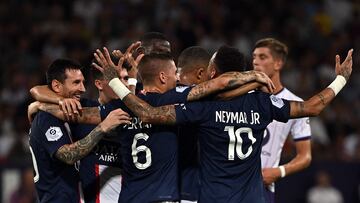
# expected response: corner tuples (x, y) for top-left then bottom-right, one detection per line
(0, 0), (359, 202)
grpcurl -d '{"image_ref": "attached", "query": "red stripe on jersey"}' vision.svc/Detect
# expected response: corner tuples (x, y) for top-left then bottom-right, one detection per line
(95, 165), (100, 203)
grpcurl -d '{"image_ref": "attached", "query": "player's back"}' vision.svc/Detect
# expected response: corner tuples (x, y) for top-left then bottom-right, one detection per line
(120, 92), (180, 202)
(29, 111), (80, 203)
(100, 89), (192, 203)
(175, 91), (290, 203)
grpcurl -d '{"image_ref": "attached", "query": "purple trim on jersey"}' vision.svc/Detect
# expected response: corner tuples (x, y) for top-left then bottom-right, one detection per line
(293, 136), (311, 142)
(274, 87), (285, 96)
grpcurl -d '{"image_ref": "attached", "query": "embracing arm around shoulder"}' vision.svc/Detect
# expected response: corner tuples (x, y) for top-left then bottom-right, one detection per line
(35, 102), (102, 124)
(55, 109), (131, 165)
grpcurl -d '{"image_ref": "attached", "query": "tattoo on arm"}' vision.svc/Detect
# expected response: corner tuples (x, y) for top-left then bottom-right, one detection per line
(55, 125), (104, 165)
(39, 104), (101, 124)
(123, 94), (176, 125)
(317, 93), (326, 105)
(79, 107), (101, 124)
(187, 71), (256, 101)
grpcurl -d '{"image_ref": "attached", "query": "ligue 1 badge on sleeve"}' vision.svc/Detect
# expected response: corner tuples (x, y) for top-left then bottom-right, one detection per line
(45, 126), (63, 141)
(270, 95), (284, 108)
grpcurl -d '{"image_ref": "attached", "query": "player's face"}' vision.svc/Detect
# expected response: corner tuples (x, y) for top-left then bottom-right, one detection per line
(61, 69), (86, 100)
(252, 47), (277, 78)
(164, 60), (178, 90)
(119, 69), (129, 87)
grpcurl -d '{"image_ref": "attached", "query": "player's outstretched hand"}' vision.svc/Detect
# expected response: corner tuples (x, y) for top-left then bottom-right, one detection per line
(335, 49), (353, 81)
(58, 98), (82, 121)
(99, 109), (131, 133)
(113, 42), (144, 78)
(254, 71), (275, 93)
(93, 47), (124, 81)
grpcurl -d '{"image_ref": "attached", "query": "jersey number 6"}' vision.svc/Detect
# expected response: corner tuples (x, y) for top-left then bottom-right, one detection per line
(131, 133), (152, 170)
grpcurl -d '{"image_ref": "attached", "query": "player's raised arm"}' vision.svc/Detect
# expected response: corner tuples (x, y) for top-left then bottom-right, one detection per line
(289, 49), (353, 118)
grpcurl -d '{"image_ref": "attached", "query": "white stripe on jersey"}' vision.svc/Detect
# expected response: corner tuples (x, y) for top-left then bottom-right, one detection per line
(261, 88), (311, 169)
(95, 164), (122, 203)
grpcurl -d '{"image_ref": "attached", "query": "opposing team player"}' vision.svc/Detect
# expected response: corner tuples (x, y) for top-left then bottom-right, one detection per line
(253, 38), (312, 203)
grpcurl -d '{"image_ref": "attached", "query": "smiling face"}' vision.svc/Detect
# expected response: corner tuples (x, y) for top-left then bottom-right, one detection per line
(59, 69), (86, 100)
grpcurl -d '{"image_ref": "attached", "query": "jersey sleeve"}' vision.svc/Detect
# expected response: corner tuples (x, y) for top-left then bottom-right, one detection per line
(267, 94), (291, 123)
(175, 101), (207, 125)
(98, 99), (123, 120)
(37, 114), (72, 158)
(291, 117), (312, 141)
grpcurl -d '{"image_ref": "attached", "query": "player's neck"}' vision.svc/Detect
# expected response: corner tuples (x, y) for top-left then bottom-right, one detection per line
(272, 73), (284, 94)
(142, 85), (164, 94)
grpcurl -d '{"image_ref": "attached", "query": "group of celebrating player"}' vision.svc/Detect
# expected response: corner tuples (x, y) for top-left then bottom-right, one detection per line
(27, 32), (353, 203)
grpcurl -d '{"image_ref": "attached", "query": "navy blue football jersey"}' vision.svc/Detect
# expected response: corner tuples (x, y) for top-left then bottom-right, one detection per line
(175, 91), (290, 203)
(175, 84), (200, 201)
(99, 87), (191, 203)
(70, 98), (123, 203)
(29, 111), (80, 203)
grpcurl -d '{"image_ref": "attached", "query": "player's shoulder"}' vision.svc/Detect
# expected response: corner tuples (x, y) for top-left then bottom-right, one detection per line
(34, 111), (62, 124)
(277, 88), (304, 102)
(30, 111), (64, 139)
(80, 98), (99, 107)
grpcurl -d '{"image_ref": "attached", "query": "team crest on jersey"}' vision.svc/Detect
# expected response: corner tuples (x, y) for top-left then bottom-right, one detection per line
(45, 127), (63, 141)
(270, 95), (284, 108)
(176, 86), (189, 93)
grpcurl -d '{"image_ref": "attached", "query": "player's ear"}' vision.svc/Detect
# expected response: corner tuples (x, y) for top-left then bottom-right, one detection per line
(274, 59), (283, 71)
(51, 79), (62, 93)
(94, 79), (103, 91)
(196, 67), (205, 80)
(159, 71), (167, 84)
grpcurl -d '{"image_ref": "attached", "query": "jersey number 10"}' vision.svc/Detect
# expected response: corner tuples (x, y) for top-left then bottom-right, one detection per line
(225, 126), (256, 160)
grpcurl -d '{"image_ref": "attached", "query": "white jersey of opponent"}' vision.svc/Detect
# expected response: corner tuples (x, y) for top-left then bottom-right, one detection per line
(261, 88), (311, 192)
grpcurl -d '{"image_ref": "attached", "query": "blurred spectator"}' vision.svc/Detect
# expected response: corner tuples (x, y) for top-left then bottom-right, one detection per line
(9, 167), (36, 203)
(307, 170), (344, 203)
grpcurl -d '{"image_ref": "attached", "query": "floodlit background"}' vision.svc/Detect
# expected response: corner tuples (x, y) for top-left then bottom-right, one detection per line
(0, 0), (359, 202)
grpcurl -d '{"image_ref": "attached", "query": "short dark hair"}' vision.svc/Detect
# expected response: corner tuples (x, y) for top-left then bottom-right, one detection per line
(140, 32), (168, 46)
(214, 45), (246, 73)
(138, 32), (171, 55)
(138, 53), (174, 85)
(178, 46), (210, 71)
(254, 38), (288, 62)
(46, 59), (82, 89)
